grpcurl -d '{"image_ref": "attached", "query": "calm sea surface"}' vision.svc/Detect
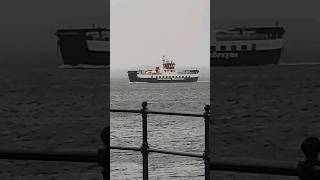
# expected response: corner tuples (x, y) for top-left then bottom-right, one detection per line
(110, 80), (210, 179)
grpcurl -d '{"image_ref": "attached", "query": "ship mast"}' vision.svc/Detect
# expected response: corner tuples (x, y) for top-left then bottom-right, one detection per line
(162, 55), (166, 69)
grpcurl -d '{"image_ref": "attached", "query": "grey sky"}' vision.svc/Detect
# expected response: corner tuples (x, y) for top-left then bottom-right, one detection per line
(213, 0), (320, 20)
(111, 0), (210, 71)
(0, 0), (108, 55)
(1, 0), (319, 62)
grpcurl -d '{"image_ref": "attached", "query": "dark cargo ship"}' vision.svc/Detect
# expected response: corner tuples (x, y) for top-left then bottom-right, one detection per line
(56, 28), (109, 66)
(211, 25), (285, 66)
(128, 56), (199, 83)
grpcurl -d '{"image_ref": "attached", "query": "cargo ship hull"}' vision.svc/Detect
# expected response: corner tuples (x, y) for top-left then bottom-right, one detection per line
(211, 26), (285, 66)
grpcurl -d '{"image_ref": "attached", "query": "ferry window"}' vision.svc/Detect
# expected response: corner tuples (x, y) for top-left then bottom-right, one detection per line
(220, 45), (226, 51)
(179, 76), (181, 78)
(231, 45), (237, 51)
(151, 76), (153, 78)
(241, 45), (247, 50)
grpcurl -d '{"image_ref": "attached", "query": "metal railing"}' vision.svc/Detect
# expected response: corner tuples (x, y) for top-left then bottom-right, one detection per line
(110, 101), (211, 180)
(0, 126), (110, 180)
(111, 102), (320, 180)
(1, 101), (320, 180)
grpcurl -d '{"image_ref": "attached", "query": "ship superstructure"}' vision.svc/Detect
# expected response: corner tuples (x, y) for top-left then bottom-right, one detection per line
(128, 56), (199, 83)
(56, 28), (109, 66)
(211, 24), (285, 66)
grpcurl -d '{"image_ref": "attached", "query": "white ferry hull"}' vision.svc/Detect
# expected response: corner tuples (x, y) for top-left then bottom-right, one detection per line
(128, 71), (198, 83)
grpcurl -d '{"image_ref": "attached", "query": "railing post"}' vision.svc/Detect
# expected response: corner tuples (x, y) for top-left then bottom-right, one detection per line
(141, 101), (149, 180)
(298, 137), (320, 180)
(99, 126), (109, 180)
(203, 105), (211, 180)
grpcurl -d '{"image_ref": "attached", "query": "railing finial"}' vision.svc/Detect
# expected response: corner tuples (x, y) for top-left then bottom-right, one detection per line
(301, 137), (320, 161)
(204, 105), (210, 114)
(203, 104), (211, 180)
(99, 126), (110, 180)
(142, 101), (148, 110)
(298, 136), (320, 180)
(100, 126), (109, 146)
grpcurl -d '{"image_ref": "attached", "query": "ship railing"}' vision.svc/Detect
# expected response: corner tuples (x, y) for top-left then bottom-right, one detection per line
(0, 102), (320, 180)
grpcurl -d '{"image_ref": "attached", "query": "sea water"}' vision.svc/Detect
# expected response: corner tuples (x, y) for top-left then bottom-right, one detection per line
(110, 80), (210, 179)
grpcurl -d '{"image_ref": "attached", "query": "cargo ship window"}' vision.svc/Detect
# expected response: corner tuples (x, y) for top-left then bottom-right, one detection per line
(231, 45), (237, 51)
(241, 45), (247, 50)
(220, 45), (226, 51)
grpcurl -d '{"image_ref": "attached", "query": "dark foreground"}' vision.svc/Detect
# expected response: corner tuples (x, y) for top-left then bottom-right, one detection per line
(211, 65), (320, 180)
(0, 58), (108, 179)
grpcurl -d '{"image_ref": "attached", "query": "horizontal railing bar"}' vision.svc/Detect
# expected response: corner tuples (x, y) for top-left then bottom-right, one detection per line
(147, 111), (204, 117)
(0, 149), (98, 163)
(149, 148), (203, 158)
(110, 109), (204, 117)
(110, 146), (202, 158)
(110, 146), (141, 151)
(110, 109), (141, 113)
(211, 158), (300, 176)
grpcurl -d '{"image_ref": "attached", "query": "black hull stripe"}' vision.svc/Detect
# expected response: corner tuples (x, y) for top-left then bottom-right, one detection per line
(128, 72), (198, 83)
(211, 49), (282, 66)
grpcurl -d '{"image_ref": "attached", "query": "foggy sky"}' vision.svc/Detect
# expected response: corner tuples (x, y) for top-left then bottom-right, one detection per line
(1, 0), (320, 63)
(212, 0), (320, 21)
(111, 0), (210, 71)
(0, 0), (108, 55)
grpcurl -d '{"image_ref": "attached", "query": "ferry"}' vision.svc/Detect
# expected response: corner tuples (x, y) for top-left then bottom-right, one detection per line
(128, 56), (199, 83)
(55, 27), (109, 66)
(211, 24), (285, 66)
